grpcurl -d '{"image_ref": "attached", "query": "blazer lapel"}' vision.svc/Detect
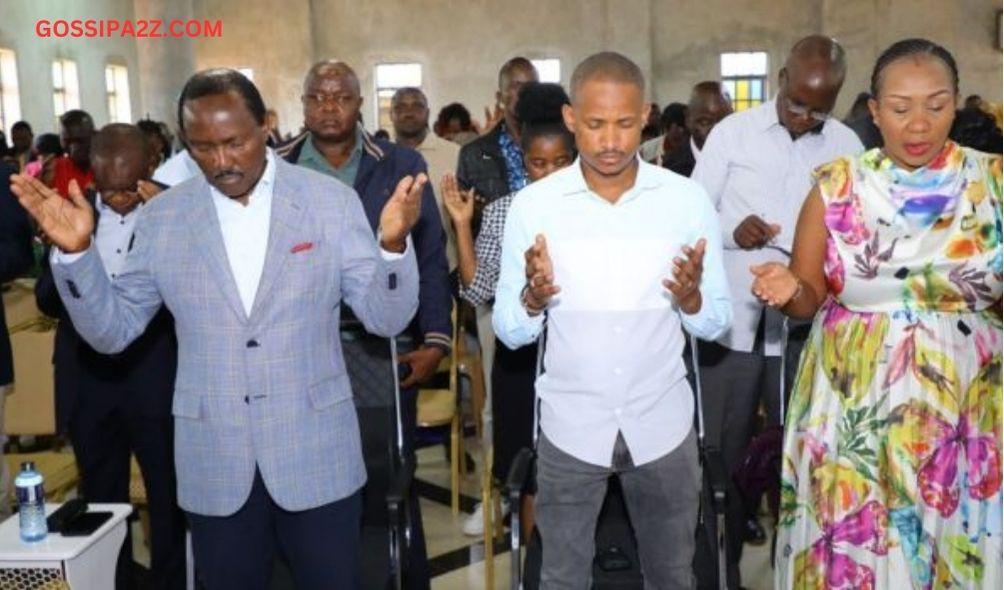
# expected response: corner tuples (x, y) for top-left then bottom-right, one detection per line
(185, 181), (248, 323)
(248, 163), (306, 323)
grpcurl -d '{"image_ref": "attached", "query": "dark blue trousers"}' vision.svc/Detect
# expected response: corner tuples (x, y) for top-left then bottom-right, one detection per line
(187, 470), (362, 590)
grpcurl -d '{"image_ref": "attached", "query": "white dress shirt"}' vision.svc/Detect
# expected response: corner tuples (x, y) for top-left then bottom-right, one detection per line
(152, 149), (202, 186)
(94, 194), (142, 281)
(493, 160), (732, 468)
(691, 99), (863, 355)
(209, 151), (276, 315)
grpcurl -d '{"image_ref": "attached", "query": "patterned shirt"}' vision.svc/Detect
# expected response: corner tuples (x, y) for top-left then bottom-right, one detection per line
(458, 192), (515, 306)
(498, 122), (528, 193)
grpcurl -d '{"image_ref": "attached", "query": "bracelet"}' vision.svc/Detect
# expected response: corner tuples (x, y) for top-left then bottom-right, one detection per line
(521, 284), (545, 316)
(787, 278), (804, 306)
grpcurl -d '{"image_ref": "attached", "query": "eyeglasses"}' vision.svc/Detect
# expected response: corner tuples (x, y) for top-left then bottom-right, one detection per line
(785, 101), (830, 123)
(302, 93), (356, 108)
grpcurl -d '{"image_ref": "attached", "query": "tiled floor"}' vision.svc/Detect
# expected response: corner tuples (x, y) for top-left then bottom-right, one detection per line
(415, 438), (776, 590)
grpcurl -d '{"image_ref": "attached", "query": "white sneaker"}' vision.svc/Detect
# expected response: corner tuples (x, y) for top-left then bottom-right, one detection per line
(461, 499), (510, 536)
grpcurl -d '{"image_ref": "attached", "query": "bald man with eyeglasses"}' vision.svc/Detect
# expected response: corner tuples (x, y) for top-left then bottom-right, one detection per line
(689, 35), (863, 589)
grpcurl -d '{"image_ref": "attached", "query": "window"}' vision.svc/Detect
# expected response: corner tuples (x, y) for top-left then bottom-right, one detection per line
(374, 63), (422, 131)
(105, 64), (131, 123)
(0, 48), (20, 139)
(720, 51), (768, 112)
(52, 59), (80, 122)
(531, 58), (561, 83)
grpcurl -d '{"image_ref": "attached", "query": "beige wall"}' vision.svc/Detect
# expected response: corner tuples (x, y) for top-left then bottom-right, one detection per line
(0, 0), (1000, 139)
(0, 0), (142, 134)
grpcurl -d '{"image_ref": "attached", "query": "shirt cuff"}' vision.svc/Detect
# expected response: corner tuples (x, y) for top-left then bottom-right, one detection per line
(379, 234), (413, 261)
(50, 242), (90, 264)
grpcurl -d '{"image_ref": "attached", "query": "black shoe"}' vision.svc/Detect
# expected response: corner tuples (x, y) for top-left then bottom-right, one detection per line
(743, 517), (767, 545)
(594, 546), (632, 572)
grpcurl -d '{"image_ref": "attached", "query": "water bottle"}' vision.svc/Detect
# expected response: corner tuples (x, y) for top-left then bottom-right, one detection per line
(15, 461), (46, 542)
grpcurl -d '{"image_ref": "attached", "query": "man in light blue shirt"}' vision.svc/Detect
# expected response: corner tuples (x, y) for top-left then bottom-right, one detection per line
(690, 35), (863, 587)
(494, 52), (731, 589)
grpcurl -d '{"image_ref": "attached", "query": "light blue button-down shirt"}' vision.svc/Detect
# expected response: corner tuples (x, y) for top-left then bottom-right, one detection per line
(691, 99), (863, 354)
(493, 159), (732, 467)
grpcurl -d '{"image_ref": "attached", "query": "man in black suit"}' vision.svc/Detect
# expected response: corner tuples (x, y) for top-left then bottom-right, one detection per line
(35, 124), (185, 590)
(0, 161), (34, 513)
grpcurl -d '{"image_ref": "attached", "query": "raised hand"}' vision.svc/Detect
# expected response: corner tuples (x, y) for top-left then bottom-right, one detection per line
(379, 173), (428, 253)
(473, 104), (503, 136)
(523, 234), (560, 314)
(663, 239), (706, 314)
(10, 175), (93, 253)
(733, 215), (781, 250)
(440, 173), (475, 226)
(750, 262), (800, 308)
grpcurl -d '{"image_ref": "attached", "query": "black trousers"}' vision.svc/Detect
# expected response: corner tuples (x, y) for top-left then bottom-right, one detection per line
(187, 470), (362, 590)
(491, 339), (538, 483)
(69, 383), (186, 590)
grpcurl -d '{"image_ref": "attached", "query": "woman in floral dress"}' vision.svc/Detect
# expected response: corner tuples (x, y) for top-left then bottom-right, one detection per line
(751, 39), (1002, 589)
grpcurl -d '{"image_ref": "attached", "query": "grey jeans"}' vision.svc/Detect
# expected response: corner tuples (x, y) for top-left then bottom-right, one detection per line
(535, 429), (700, 590)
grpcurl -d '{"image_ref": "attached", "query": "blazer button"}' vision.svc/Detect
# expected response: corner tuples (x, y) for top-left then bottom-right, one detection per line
(246, 339), (259, 348)
(243, 395), (249, 404)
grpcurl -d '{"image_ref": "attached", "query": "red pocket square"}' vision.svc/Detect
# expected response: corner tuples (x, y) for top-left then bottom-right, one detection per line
(291, 242), (314, 254)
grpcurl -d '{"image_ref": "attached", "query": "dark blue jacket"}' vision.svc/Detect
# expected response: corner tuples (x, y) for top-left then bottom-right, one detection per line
(0, 163), (35, 386)
(277, 130), (452, 351)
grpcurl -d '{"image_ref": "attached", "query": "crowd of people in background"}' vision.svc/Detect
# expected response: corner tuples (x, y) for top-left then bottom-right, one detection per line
(0, 32), (1001, 590)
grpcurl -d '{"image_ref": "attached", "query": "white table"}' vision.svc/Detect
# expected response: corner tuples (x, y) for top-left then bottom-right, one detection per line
(0, 503), (131, 589)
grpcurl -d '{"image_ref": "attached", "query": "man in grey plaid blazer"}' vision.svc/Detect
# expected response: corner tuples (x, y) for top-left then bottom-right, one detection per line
(11, 69), (423, 590)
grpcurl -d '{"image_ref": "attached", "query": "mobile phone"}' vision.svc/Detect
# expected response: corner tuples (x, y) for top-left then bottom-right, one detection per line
(60, 511), (113, 536)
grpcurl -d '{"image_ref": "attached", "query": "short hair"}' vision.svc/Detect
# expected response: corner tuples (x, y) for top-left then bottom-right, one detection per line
(391, 87), (427, 108)
(11, 121), (32, 134)
(870, 38), (958, 97)
(569, 52), (645, 103)
(787, 35), (847, 77)
(177, 68), (266, 131)
(660, 102), (688, 129)
(498, 57), (537, 90)
(91, 123), (150, 161)
(435, 103), (472, 130)
(33, 133), (62, 156)
(59, 109), (94, 131)
(303, 60), (359, 95)
(515, 82), (575, 154)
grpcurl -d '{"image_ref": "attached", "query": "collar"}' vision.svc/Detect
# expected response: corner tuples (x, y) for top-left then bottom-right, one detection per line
(760, 98), (782, 132)
(95, 192), (143, 219)
(208, 148), (277, 206)
(563, 156), (662, 200)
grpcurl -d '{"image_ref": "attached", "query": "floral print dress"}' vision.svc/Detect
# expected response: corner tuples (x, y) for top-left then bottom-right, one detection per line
(775, 142), (1003, 589)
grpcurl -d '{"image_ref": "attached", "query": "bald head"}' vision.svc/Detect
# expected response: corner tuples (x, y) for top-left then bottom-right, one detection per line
(687, 81), (732, 149)
(391, 87), (427, 108)
(302, 60), (364, 143)
(778, 35), (847, 138)
(91, 124), (153, 214)
(785, 35), (847, 85)
(91, 123), (150, 166)
(303, 60), (360, 95)
(498, 57), (537, 92)
(570, 52), (645, 104)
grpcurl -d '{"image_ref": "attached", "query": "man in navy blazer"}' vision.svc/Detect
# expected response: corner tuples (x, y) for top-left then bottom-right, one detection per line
(11, 69), (424, 590)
